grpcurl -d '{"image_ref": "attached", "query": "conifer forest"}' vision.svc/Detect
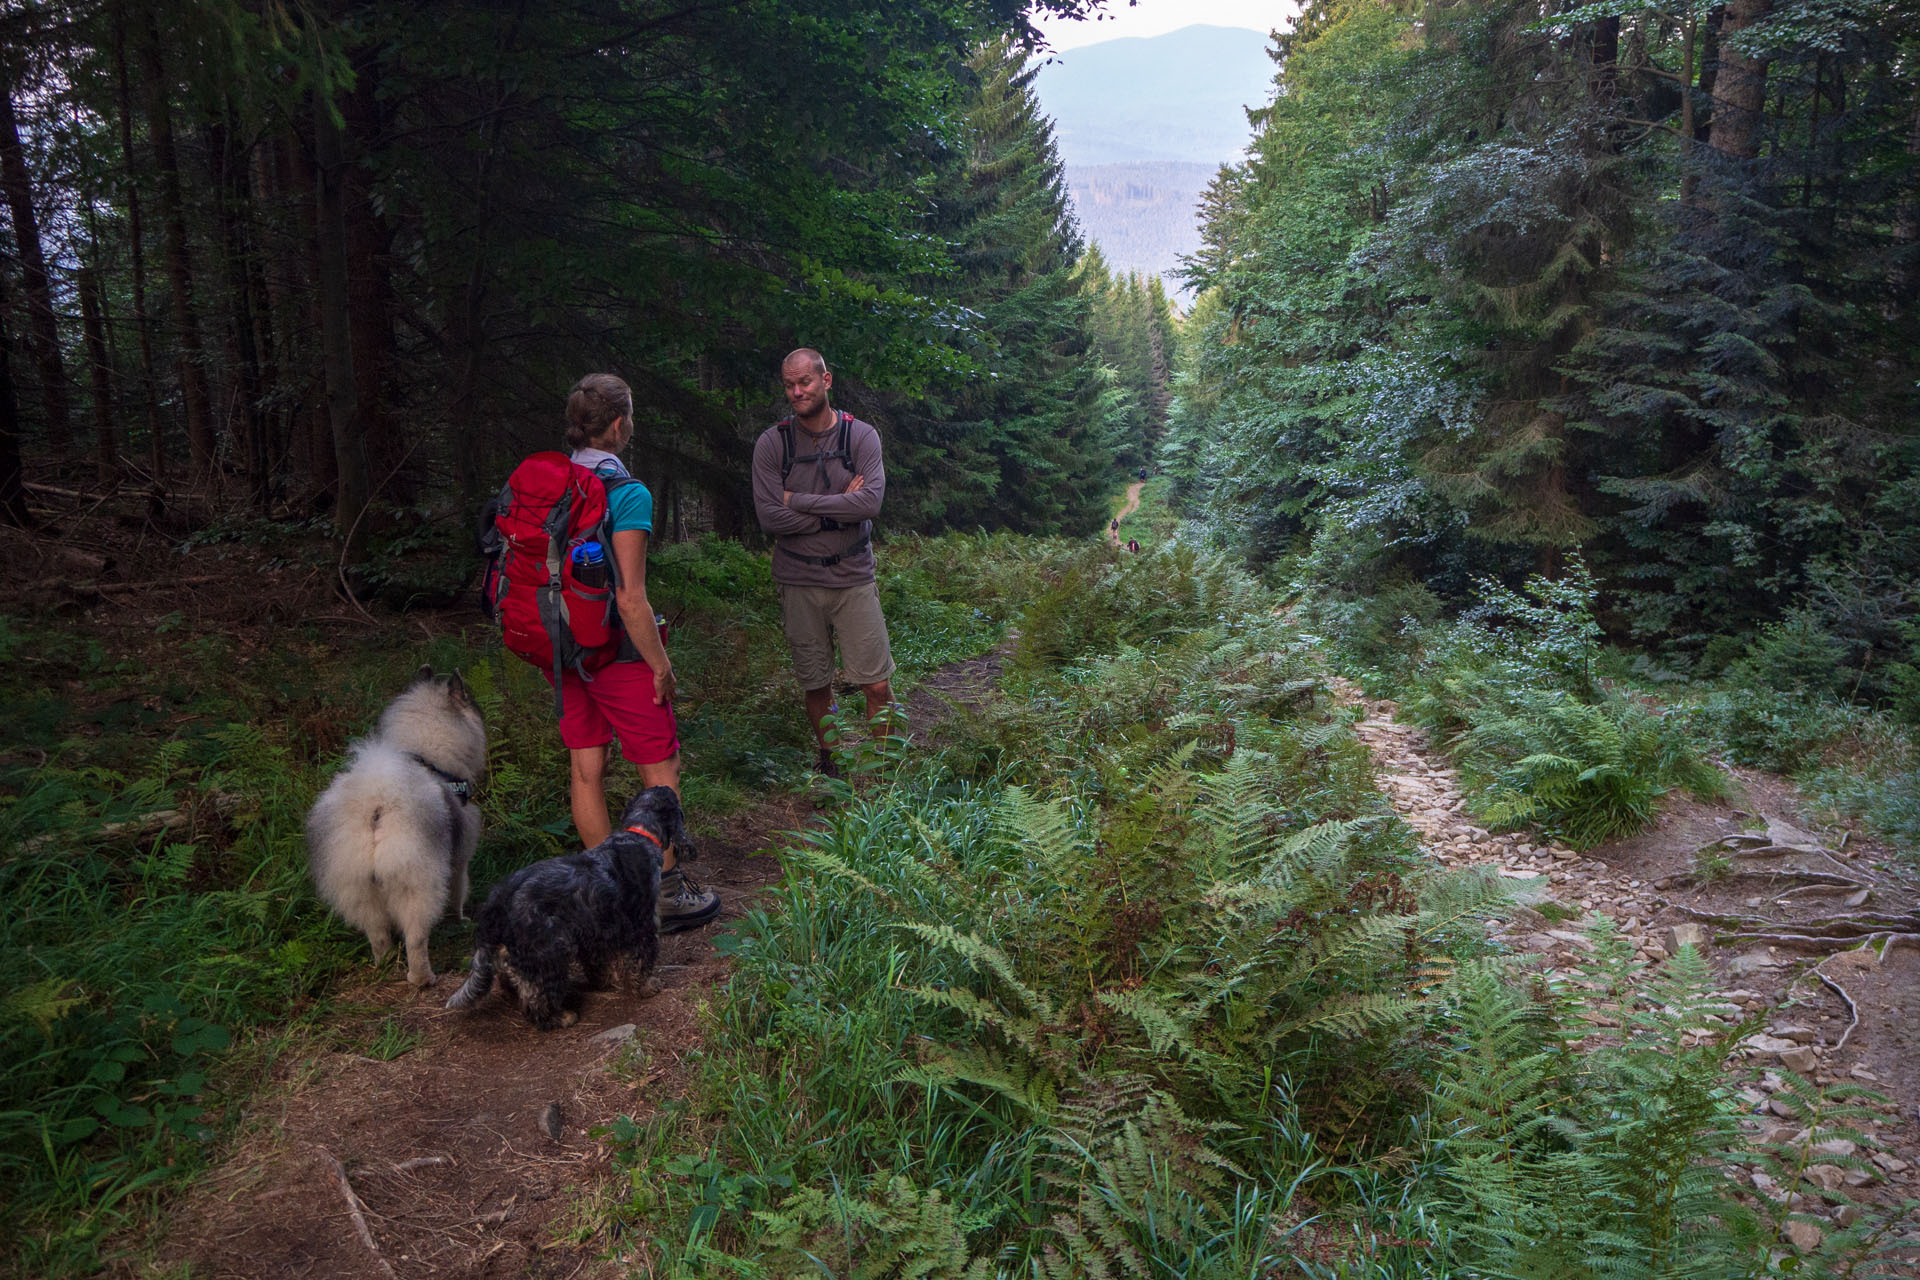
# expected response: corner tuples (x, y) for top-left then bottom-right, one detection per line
(3, 0), (1920, 1277)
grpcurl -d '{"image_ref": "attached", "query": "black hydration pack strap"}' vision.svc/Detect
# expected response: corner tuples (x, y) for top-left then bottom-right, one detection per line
(777, 412), (852, 486)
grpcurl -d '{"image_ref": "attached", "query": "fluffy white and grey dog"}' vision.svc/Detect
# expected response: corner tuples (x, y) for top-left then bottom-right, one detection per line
(445, 787), (686, 1029)
(306, 666), (485, 987)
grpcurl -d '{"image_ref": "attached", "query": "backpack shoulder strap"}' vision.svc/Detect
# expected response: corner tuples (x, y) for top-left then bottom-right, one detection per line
(834, 411), (851, 461)
(777, 418), (796, 484)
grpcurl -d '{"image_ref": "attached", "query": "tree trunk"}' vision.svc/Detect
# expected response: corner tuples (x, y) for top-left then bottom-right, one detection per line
(342, 56), (405, 502)
(1708, 0), (1771, 159)
(277, 128), (336, 503)
(0, 268), (30, 526)
(314, 92), (372, 559)
(445, 108), (508, 509)
(79, 263), (119, 484)
(1889, 100), (1920, 311)
(209, 104), (269, 511)
(111, 3), (164, 484)
(141, 13), (215, 476)
(0, 76), (73, 450)
(248, 138), (288, 473)
(1589, 16), (1619, 103)
(1695, 7), (1723, 143)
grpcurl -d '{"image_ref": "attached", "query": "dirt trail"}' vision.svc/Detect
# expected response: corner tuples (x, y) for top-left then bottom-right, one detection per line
(155, 802), (794, 1280)
(1340, 683), (1920, 1225)
(1106, 481), (1143, 545)
(157, 651), (1011, 1280)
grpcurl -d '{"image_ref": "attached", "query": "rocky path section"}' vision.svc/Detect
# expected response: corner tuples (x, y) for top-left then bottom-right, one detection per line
(1340, 683), (1920, 1239)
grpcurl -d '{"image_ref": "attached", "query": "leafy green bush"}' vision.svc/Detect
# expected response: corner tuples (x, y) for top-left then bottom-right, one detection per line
(1287, 578), (1444, 692)
(1692, 616), (1920, 855)
(1731, 611), (1853, 699)
(1406, 561), (1722, 847)
(1457, 689), (1727, 847)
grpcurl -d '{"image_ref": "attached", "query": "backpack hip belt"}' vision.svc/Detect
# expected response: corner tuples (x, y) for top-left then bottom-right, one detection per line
(777, 530), (871, 567)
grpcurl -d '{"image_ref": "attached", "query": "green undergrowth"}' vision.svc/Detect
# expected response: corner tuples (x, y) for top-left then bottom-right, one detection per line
(0, 531), (1013, 1275)
(1692, 613), (1920, 854)
(1384, 560), (1723, 848)
(1290, 558), (1917, 859)
(610, 540), (1915, 1276)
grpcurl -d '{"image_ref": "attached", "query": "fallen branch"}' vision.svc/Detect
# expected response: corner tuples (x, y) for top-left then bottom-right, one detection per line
(391, 1155), (453, 1174)
(22, 481), (91, 500)
(315, 1145), (397, 1280)
(49, 575), (225, 598)
(18, 809), (188, 855)
(1811, 968), (1861, 1054)
(16, 791), (238, 855)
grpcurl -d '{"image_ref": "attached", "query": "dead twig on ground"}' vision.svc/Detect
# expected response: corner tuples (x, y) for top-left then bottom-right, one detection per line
(474, 1195), (517, 1227)
(315, 1145), (397, 1280)
(392, 1155), (454, 1174)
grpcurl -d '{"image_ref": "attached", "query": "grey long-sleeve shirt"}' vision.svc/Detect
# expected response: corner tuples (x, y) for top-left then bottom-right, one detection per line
(751, 412), (885, 587)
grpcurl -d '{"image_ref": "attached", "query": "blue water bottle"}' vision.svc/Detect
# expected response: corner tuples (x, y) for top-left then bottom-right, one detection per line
(570, 541), (607, 588)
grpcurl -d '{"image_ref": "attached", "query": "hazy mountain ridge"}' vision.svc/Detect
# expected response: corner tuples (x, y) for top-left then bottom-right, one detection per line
(1034, 25), (1272, 289)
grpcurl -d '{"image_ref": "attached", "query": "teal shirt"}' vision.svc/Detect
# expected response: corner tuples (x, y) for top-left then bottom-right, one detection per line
(572, 449), (653, 534)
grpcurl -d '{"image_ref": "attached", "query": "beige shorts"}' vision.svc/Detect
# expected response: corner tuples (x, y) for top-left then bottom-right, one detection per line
(777, 580), (896, 691)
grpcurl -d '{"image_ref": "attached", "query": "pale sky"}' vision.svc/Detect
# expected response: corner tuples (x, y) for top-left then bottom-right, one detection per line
(1032, 0), (1302, 51)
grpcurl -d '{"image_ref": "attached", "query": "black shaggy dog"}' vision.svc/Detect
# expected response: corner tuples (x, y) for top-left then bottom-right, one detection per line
(444, 787), (690, 1029)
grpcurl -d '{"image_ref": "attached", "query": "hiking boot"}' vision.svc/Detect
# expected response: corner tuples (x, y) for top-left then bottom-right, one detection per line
(815, 749), (842, 780)
(658, 866), (720, 934)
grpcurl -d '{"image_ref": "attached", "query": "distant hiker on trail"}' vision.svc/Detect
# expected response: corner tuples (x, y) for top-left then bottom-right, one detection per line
(752, 349), (896, 777)
(1111, 518), (1120, 532)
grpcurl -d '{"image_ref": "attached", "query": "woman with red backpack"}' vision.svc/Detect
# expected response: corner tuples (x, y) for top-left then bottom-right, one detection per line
(543, 375), (719, 931)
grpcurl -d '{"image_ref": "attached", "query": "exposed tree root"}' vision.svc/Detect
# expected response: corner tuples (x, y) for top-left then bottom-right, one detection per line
(1718, 931), (1920, 954)
(1812, 968), (1862, 1054)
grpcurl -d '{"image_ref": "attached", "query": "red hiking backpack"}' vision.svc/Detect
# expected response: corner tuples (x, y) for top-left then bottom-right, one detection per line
(477, 452), (633, 713)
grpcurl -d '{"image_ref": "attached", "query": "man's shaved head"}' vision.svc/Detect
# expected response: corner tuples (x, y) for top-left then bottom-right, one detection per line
(782, 348), (828, 376)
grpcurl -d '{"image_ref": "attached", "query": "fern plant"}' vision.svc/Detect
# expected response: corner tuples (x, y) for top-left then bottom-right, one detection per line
(1429, 685), (1723, 848)
(1428, 929), (1918, 1279)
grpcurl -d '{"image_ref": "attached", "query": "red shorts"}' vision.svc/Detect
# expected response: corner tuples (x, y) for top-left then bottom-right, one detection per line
(546, 660), (681, 764)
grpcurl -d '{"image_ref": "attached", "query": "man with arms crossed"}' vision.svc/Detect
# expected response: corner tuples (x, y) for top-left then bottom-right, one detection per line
(752, 349), (895, 775)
